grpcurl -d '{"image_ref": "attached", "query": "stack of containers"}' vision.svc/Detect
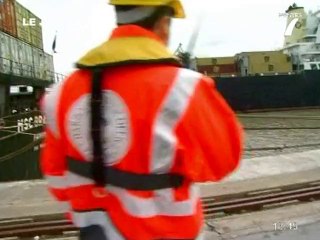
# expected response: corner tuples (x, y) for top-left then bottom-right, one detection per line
(0, 0), (54, 81)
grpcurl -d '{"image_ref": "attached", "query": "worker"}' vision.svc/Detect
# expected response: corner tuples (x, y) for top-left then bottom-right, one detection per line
(40, 0), (243, 239)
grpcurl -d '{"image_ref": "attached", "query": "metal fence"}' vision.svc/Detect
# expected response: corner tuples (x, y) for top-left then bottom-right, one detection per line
(0, 56), (65, 83)
(0, 103), (4, 117)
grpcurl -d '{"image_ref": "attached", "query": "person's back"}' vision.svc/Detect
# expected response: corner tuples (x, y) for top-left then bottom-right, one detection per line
(41, 2), (243, 239)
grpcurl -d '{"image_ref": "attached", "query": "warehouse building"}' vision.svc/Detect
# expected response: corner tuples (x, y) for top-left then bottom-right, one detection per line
(195, 56), (237, 77)
(235, 51), (293, 76)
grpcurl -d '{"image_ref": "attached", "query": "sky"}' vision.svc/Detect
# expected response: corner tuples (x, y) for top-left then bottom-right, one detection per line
(17, 0), (320, 75)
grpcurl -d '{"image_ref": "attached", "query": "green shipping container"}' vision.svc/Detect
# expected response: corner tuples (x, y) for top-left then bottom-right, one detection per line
(15, 1), (43, 49)
(15, 1), (31, 44)
(29, 10), (43, 49)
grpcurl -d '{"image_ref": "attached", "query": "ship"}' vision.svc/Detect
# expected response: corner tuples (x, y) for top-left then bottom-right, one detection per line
(181, 3), (320, 111)
(0, 0), (63, 181)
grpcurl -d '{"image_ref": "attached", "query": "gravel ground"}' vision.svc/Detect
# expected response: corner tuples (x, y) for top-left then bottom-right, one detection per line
(239, 108), (320, 158)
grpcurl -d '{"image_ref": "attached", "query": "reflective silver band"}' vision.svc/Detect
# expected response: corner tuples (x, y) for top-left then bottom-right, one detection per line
(151, 68), (202, 173)
(46, 172), (93, 189)
(66, 171), (94, 187)
(147, 68), (202, 218)
(116, 6), (156, 24)
(107, 184), (199, 217)
(43, 82), (64, 138)
(45, 175), (67, 189)
(48, 171), (199, 217)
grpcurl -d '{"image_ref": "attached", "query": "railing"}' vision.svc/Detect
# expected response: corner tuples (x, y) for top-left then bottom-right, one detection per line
(46, 71), (66, 83)
(0, 56), (65, 83)
(0, 103), (4, 118)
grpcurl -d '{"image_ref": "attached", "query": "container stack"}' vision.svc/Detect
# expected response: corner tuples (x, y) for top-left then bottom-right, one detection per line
(0, 0), (43, 49)
(0, 0), (54, 81)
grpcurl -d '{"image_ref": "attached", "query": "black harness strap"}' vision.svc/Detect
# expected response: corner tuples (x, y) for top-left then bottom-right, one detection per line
(67, 157), (184, 191)
(90, 69), (105, 187)
(87, 68), (184, 190)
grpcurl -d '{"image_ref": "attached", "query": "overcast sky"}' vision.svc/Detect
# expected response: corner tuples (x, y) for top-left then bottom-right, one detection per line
(17, 0), (320, 75)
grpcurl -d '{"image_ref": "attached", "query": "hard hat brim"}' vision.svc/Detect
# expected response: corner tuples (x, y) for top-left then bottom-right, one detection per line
(169, 0), (185, 19)
(109, 0), (186, 19)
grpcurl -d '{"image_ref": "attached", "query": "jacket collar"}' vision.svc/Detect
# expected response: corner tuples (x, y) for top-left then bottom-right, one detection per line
(76, 25), (180, 69)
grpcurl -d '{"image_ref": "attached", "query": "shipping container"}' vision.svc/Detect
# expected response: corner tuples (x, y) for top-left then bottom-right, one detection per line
(30, 27), (43, 49)
(0, 31), (12, 74)
(0, 30), (50, 80)
(9, 36), (21, 76)
(15, 1), (43, 49)
(32, 47), (51, 80)
(31, 47), (41, 79)
(15, 1), (31, 44)
(0, 0), (17, 37)
(28, 11), (43, 49)
(18, 43), (53, 81)
(17, 40), (34, 77)
(4, 32), (35, 78)
(44, 53), (54, 81)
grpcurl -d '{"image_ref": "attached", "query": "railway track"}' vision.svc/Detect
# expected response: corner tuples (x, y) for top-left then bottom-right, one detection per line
(1, 181), (320, 239)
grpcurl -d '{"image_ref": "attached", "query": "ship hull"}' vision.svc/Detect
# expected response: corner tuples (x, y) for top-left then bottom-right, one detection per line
(0, 111), (43, 181)
(1, 71), (320, 182)
(215, 70), (320, 111)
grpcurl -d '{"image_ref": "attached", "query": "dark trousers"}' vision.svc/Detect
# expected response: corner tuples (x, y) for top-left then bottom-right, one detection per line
(79, 225), (107, 240)
(79, 225), (195, 240)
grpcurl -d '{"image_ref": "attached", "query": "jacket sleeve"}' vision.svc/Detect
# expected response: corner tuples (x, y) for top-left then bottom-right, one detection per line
(176, 76), (244, 182)
(40, 84), (69, 201)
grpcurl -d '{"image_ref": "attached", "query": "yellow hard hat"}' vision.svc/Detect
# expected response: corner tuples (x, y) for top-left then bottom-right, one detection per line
(109, 0), (185, 18)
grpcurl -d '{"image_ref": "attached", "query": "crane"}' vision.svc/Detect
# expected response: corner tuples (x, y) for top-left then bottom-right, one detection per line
(174, 16), (202, 70)
(174, 43), (192, 69)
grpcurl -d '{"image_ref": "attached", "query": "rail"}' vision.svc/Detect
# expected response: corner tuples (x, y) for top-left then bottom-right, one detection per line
(238, 114), (320, 120)
(0, 181), (319, 238)
(0, 56), (65, 83)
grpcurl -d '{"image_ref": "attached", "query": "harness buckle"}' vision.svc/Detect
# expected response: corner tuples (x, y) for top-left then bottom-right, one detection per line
(92, 187), (108, 198)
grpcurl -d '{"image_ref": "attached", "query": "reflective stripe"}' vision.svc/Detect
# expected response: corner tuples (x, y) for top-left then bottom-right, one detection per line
(195, 224), (205, 240)
(72, 210), (125, 240)
(108, 183), (199, 217)
(151, 69), (202, 172)
(60, 202), (71, 212)
(125, 69), (201, 217)
(46, 172), (93, 189)
(45, 175), (67, 189)
(43, 82), (65, 137)
(66, 171), (94, 187)
(116, 6), (156, 24)
(196, 232), (205, 240)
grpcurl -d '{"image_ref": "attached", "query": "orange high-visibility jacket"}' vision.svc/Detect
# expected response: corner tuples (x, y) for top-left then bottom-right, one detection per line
(41, 25), (243, 240)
